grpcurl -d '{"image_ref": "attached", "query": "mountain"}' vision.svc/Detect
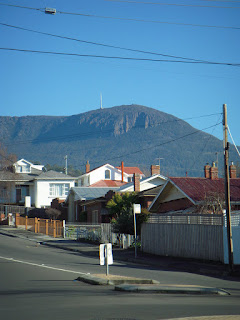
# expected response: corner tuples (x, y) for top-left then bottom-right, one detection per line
(0, 105), (236, 177)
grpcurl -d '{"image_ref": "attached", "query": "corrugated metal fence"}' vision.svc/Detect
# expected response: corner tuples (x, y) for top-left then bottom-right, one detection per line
(141, 213), (225, 262)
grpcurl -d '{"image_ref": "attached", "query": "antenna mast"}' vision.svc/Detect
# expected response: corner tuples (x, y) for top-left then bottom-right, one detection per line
(100, 93), (103, 109)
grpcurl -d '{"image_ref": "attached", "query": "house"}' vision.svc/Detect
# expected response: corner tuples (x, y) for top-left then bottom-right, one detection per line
(66, 187), (119, 223)
(119, 165), (166, 193)
(77, 161), (144, 187)
(149, 162), (240, 214)
(0, 159), (76, 208)
(68, 164), (167, 223)
(13, 159), (44, 174)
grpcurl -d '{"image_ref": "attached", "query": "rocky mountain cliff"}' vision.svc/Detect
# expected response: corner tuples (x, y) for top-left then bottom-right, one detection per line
(0, 105), (233, 177)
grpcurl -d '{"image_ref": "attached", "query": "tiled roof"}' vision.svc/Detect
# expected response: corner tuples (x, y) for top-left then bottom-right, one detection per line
(170, 177), (240, 202)
(115, 166), (143, 175)
(89, 180), (127, 187)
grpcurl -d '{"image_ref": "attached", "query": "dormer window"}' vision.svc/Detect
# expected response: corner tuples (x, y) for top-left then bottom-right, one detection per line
(16, 163), (30, 173)
(105, 169), (110, 179)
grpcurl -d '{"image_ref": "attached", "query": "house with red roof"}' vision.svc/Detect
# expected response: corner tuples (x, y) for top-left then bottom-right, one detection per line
(77, 161), (144, 188)
(68, 161), (145, 223)
(149, 162), (240, 214)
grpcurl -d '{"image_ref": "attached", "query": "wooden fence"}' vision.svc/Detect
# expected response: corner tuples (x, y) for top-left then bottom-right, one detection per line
(15, 214), (64, 238)
(141, 213), (225, 262)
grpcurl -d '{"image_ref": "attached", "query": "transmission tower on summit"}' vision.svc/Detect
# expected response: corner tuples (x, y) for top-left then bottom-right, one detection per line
(100, 93), (103, 110)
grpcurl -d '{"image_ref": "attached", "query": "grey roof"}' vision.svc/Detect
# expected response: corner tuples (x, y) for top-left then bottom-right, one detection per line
(0, 170), (18, 181)
(138, 184), (164, 196)
(0, 170), (36, 182)
(70, 187), (120, 201)
(119, 174), (167, 192)
(35, 170), (76, 180)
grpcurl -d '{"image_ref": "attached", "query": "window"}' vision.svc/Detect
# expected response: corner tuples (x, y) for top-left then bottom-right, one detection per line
(92, 210), (99, 223)
(16, 164), (30, 173)
(105, 169), (110, 179)
(128, 177), (132, 183)
(49, 183), (70, 197)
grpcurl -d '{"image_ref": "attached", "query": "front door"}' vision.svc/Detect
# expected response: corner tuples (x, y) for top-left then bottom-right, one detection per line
(16, 188), (21, 203)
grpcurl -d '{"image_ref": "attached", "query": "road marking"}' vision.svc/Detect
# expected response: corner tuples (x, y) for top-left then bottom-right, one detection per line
(0, 255), (88, 275)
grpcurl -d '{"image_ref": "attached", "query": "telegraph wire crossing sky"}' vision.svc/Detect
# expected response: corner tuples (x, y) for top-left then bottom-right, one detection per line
(0, 0), (239, 148)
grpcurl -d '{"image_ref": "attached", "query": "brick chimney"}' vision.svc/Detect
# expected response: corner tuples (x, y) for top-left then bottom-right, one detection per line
(133, 173), (140, 192)
(230, 162), (237, 179)
(86, 160), (90, 173)
(204, 163), (211, 179)
(151, 164), (160, 175)
(210, 162), (218, 180)
(121, 161), (124, 182)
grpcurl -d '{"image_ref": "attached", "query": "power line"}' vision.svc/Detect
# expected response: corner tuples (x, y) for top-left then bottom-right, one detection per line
(57, 10), (240, 30)
(105, 0), (240, 9)
(0, 3), (44, 11)
(1, 47), (240, 67)
(228, 126), (240, 157)
(187, 113), (222, 171)
(0, 3), (239, 30)
(0, 22), (213, 63)
(2, 112), (222, 147)
(78, 122), (222, 167)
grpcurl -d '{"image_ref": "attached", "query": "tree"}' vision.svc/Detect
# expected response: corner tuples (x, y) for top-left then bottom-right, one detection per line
(0, 143), (17, 204)
(106, 192), (149, 235)
(193, 191), (225, 214)
(45, 208), (61, 220)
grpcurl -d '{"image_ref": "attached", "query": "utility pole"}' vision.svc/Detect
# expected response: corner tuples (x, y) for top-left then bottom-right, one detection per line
(223, 104), (234, 272)
(64, 155), (68, 175)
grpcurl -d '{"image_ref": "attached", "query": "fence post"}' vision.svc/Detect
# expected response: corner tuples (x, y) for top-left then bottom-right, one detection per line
(37, 218), (40, 233)
(62, 220), (65, 238)
(25, 216), (28, 230)
(53, 220), (56, 238)
(46, 219), (48, 235)
(15, 213), (20, 227)
(34, 217), (38, 233)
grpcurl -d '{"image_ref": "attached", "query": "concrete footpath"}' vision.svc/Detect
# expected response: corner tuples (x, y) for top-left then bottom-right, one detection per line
(0, 226), (239, 295)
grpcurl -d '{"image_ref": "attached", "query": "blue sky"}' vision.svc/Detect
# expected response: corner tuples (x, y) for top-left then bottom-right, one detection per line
(0, 0), (240, 148)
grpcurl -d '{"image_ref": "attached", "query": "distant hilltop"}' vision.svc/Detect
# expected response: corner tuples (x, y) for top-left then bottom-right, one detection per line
(0, 104), (233, 177)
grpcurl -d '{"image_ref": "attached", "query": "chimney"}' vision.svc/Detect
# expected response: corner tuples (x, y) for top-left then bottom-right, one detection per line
(204, 163), (211, 179)
(134, 173), (140, 192)
(86, 160), (90, 173)
(151, 164), (160, 176)
(230, 162), (237, 179)
(210, 162), (218, 180)
(121, 161), (124, 182)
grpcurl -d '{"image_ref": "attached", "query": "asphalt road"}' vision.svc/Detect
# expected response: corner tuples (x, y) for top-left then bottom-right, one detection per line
(1, 233), (240, 320)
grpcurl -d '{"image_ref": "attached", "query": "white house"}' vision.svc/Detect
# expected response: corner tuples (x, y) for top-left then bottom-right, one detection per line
(77, 161), (144, 187)
(13, 159), (44, 174)
(33, 170), (76, 208)
(0, 159), (76, 208)
(119, 174), (167, 193)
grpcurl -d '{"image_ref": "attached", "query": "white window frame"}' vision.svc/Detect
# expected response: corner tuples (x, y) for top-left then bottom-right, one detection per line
(105, 169), (110, 180)
(49, 183), (70, 197)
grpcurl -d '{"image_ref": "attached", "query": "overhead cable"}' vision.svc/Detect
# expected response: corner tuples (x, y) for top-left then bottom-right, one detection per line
(228, 126), (240, 157)
(2, 112), (222, 147)
(105, 0), (240, 9)
(0, 22), (212, 63)
(0, 3), (239, 30)
(1, 48), (240, 67)
(56, 10), (240, 30)
(78, 122), (222, 166)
